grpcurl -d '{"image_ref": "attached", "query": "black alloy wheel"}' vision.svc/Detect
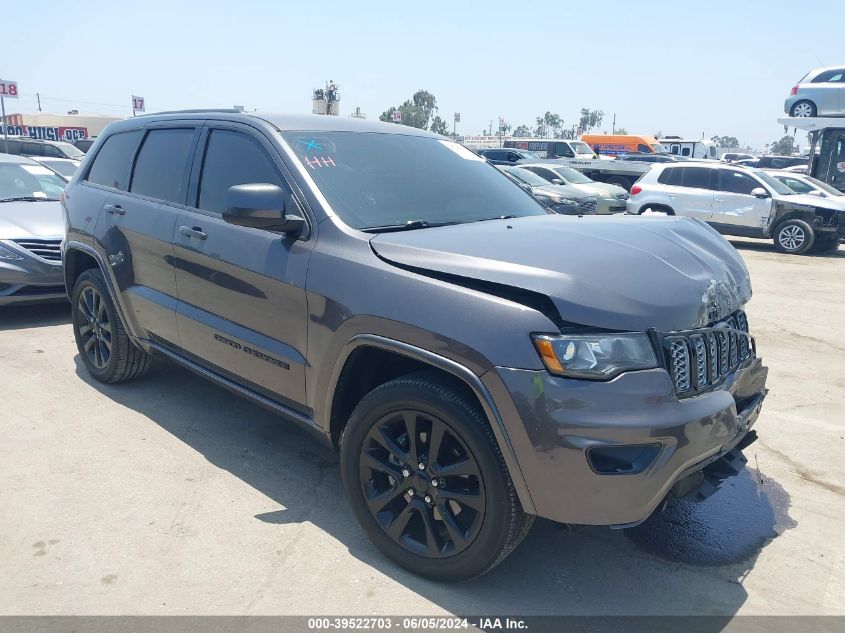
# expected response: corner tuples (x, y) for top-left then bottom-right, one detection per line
(77, 285), (113, 369)
(359, 409), (486, 558)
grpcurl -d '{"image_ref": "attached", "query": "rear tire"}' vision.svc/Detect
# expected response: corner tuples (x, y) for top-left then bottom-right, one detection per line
(340, 371), (532, 581)
(790, 100), (817, 118)
(71, 269), (152, 383)
(773, 219), (815, 254)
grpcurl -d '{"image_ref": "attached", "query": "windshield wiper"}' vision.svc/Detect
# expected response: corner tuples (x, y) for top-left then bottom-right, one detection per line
(360, 220), (459, 233)
(0, 196), (60, 203)
(472, 214), (518, 223)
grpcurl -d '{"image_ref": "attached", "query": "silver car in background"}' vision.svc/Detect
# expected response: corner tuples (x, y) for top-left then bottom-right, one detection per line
(784, 66), (845, 117)
(0, 154), (67, 305)
(519, 163), (629, 214)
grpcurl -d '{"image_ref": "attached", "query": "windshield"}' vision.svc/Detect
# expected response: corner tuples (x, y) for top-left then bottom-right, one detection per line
(652, 143), (669, 154)
(570, 142), (595, 156)
(0, 162), (66, 200)
(501, 166), (550, 187)
(55, 142), (85, 160)
(804, 175), (844, 196)
(754, 170), (796, 195)
(40, 159), (77, 179)
(283, 132), (548, 229)
(552, 166), (592, 184)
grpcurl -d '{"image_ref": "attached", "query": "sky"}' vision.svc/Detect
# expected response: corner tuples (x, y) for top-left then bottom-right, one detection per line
(2, 0), (844, 151)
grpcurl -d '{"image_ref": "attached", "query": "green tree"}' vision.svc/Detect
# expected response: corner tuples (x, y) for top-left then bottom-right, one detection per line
(770, 135), (795, 155)
(614, 127), (628, 135)
(379, 90), (440, 130)
(513, 124), (532, 138)
(711, 135), (740, 148)
(534, 112), (564, 138)
(429, 115), (449, 136)
(579, 108), (604, 132)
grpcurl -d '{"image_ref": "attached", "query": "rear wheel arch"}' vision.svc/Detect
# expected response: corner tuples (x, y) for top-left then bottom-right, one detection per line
(639, 204), (675, 215)
(63, 246), (100, 294)
(326, 335), (535, 515)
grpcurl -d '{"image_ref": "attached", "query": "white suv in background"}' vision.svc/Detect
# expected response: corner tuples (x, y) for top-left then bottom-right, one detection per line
(627, 163), (844, 255)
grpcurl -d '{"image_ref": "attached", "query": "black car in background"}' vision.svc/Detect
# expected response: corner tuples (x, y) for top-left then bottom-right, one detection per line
(478, 148), (541, 165)
(755, 155), (808, 169)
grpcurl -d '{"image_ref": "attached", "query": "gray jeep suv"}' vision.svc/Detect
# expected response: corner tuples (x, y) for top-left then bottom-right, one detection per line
(62, 111), (768, 581)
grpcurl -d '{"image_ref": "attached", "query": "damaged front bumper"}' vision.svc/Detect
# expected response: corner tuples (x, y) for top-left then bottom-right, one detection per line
(482, 355), (768, 527)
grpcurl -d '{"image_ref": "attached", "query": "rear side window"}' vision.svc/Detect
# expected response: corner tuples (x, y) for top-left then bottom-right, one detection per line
(813, 69), (844, 83)
(197, 129), (284, 213)
(719, 170), (759, 195)
(23, 143), (43, 156)
(637, 144), (651, 153)
(130, 128), (195, 204)
(85, 131), (142, 190)
(681, 167), (715, 189)
(657, 167), (682, 185)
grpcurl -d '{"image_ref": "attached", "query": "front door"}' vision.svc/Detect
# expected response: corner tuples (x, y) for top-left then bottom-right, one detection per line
(173, 123), (313, 409)
(712, 169), (772, 230)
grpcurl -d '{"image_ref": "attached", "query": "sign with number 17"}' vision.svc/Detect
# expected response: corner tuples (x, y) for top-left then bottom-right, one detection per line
(132, 95), (145, 112)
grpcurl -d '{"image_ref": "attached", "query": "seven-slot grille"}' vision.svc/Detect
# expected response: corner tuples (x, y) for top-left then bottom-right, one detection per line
(663, 311), (753, 397)
(10, 238), (62, 262)
(577, 198), (598, 214)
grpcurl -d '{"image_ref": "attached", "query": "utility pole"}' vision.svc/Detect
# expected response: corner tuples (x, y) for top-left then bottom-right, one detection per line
(612, 113), (616, 134)
(36, 93), (42, 112)
(488, 120), (493, 136)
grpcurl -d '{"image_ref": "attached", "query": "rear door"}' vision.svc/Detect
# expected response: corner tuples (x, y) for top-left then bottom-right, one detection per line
(93, 122), (201, 346)
(661, 166), (716, 220)
(173, 122), (313, 408)
(809, 68), (844, 114)
(712, 169), (772, 229)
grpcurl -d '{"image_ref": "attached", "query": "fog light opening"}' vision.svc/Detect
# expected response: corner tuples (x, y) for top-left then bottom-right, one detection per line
(587, 443), (662, 475)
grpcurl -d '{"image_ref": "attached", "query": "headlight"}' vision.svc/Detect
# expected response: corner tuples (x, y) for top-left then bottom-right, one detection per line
(548, 196), (578, 206)
(532, 332), (658, 379)
(0, 244), (24, 261)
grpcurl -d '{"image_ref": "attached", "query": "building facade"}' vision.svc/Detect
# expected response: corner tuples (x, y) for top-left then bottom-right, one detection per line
(1, 112), (123, 142)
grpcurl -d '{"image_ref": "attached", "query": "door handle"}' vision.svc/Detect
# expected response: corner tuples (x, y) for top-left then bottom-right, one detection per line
(179, 225), (207, 240)
(104, 204), (125, 215)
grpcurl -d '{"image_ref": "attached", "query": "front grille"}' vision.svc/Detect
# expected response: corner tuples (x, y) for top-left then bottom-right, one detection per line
(11, 238), (62, 262)
(578, 198), (598, 214)
(661, 310), (754, 397)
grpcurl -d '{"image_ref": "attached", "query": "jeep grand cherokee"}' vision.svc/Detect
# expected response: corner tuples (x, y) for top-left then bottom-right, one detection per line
(62, 111), (768, 581)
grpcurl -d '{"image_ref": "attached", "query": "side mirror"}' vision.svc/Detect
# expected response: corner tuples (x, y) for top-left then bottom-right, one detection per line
(223, 184), (304, 235)
(551, 178), (564, 185)
(751, 187), (769, 199)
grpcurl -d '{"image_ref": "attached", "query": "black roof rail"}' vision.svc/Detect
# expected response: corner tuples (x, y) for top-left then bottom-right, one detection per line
(138, 108), (245, 116)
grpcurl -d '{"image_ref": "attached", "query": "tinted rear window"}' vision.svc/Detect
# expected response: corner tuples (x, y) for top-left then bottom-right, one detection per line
(130, 129), (195, 204)
(657, 167), (682, 185)
(85, 131), (142, 190)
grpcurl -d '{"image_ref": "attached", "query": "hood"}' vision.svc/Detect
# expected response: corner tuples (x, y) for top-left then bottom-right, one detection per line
(0, 201), (64, 239)
(778, 193), (845, 212)
(370, 215), (751, 332)
(532, 183), (592, 201)
(574, 182), (628, 198)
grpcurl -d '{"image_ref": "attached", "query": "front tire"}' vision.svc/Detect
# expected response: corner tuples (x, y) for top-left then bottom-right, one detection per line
(71, 269), (151, 383)
(340, 372), (532, 581)
(773, 219), (815, 254)
(811, 234), (840, 255)
(790, 100), (817, 117)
